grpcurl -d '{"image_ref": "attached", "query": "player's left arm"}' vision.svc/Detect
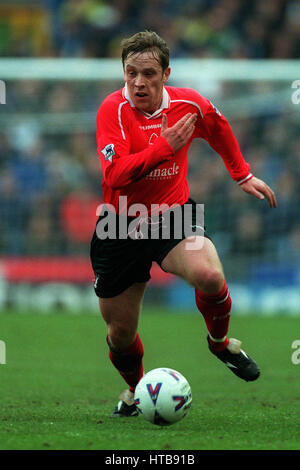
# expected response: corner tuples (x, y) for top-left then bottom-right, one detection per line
(239, 176), (277, 208)
(198, 98), (277, 208)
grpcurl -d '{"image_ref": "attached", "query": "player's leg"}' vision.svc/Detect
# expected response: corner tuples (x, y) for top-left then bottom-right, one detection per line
(161, 236), (231, 348)
(99, 282), (146, 392)
(161, 235), (225, 292)
(100, 281), (146, 351)
(99, 282), (147, 416)
(90, 206), (155, 415)
(161, 236), (260, 381)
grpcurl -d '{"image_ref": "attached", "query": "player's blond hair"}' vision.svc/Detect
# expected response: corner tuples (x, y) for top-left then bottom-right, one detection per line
(121, 31), (170, 72)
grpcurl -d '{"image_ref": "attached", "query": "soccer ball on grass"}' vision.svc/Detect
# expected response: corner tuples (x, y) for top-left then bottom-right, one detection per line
(134, 367), (192, 425)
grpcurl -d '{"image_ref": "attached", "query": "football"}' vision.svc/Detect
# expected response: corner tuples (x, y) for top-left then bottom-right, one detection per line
(134, 367), (192, 425)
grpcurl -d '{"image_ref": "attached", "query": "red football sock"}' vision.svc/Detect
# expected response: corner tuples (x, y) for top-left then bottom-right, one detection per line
(195, 281), (232, 352)
(107, 333), (144, 393)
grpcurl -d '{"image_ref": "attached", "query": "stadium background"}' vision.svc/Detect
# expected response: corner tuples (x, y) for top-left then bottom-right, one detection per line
(0, 0), (300, 315)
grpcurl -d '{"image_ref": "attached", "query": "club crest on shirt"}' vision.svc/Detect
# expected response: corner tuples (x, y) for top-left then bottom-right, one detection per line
(149, 133), (158, 145)
(101, 143), (115, 163)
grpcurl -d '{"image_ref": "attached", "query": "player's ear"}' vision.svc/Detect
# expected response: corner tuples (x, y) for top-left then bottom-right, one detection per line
(163, 67), (171, 84)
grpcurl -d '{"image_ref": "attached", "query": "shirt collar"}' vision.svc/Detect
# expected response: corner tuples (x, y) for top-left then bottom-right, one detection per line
(123, 84), (170, 119)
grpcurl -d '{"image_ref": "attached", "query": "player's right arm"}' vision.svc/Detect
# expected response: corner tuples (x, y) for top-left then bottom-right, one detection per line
(97, 97), (175, 189)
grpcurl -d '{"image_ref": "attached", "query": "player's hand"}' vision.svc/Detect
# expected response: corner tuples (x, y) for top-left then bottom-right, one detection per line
(240, 176), (277, 208)
(161, 113), (197, 152)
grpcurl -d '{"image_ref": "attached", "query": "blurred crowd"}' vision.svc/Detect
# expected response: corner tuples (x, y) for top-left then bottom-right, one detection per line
(0, 0), (299, 59)
(1, 77), (300, 284)
(0, 0), (299, 285)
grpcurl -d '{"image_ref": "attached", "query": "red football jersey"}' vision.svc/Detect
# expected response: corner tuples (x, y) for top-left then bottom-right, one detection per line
(96, 85), (252, 214)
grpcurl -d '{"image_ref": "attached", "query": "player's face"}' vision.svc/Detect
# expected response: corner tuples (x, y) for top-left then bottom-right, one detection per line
(124, 51), (170, 114)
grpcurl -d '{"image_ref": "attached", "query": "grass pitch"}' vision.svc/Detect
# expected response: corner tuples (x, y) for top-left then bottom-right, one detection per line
(0, 309), (299, 450)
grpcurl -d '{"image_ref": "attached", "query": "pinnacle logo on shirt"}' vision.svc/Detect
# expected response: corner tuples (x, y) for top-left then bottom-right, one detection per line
(146, 163), (180, 180)
(101, 143), (115, 163)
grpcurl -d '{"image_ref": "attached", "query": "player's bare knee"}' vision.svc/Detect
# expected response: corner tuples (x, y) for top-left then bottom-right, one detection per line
(191, 265), (224, 293)
(108, 322), (136, 351)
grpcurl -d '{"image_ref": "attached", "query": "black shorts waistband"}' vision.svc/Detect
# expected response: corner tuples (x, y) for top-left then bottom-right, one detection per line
(95, 198), (204, 241)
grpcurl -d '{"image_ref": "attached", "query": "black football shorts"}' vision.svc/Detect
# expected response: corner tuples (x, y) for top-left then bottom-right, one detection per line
(90, 198), (210, 298)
